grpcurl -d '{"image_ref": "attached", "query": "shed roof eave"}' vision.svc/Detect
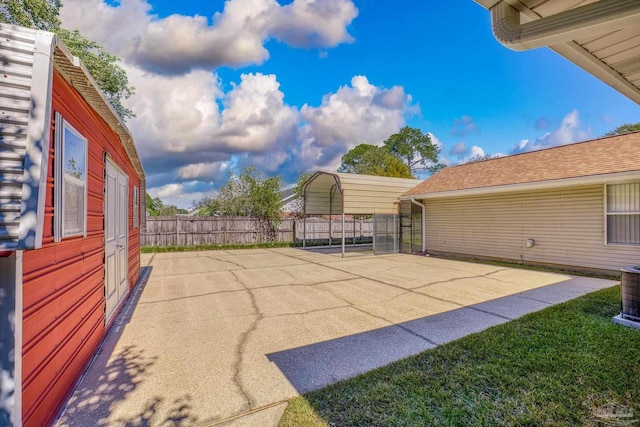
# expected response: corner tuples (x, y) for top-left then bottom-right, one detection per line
(402, 170), (640, 200)
(50, 35), (145, 182)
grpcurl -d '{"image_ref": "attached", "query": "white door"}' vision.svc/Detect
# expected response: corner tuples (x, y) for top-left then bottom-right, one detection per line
(105, 159), (128, 322)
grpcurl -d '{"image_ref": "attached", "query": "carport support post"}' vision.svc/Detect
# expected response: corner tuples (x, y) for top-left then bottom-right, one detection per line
(341, 213), (345, 258)
(329, 188), (332, 248)
(353, 217), (356, 246)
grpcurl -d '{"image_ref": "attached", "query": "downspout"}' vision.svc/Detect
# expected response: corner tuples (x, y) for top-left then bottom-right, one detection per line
(410, 198), (426, 253)
(491, 0), (640, 51)
(333, 176), (345, 258)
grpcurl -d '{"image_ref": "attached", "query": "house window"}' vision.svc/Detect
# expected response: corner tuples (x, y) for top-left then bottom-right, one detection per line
(54, 113), (88, 241)
(133, 186), (139, 228)
(606, 183), (640, 245)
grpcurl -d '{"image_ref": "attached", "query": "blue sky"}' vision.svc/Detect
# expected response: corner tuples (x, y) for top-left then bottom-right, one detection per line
(60, 0), (640, 208)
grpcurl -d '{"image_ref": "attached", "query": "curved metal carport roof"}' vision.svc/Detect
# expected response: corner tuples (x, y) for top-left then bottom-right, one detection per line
(301, 171), (419, 256)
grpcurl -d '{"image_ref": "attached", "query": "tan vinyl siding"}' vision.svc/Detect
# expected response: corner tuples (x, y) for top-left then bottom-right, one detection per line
(304, 171), (418, 215)
(423, 184), (640, 272)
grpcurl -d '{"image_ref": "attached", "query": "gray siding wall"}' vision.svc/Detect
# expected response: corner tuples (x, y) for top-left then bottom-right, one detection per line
(423, 184), (640, 272)
(0, 24), (53, 250)
(0, 26), (36, 247)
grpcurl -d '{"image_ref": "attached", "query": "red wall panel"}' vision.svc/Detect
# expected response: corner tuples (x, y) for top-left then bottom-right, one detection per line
(21, 70), (142, 427)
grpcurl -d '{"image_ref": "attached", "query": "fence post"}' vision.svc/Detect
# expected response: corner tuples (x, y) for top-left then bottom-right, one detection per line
(223, 218), (228, 245)
(292, 219), (296, 243)
(176, 216), (180, 246)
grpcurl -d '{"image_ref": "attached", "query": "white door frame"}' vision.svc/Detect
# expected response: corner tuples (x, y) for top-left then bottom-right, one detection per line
(104, 156), (129, 323)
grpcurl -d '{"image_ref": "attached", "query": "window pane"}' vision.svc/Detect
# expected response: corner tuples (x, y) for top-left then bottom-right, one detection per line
(607, 183), (640, 213)
(64, 179), (84, 235)
(64, 127), (86, 181)
(607, 214), (640, 245)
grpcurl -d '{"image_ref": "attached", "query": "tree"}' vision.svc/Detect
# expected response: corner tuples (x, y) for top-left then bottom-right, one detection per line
(383, 126), (441, 173)
(288, 171), (313, 218)
(146, 193), (163, 217)
(197, 167), (284, 241)
(465, 153), (498, 163)
(1, 0), (61, 31)
(604, 123), (640, 136)
(338, 144), (413, 178)
(1, 0), (135, 120)
(146, 193), (186, 216)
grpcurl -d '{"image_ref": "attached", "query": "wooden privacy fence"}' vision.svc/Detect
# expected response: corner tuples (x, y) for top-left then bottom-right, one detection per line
(141, 216), (374, 247)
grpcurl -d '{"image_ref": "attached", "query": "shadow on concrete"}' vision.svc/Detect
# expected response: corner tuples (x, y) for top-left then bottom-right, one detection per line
(267, 278), (612, 394)
(55, 266), (209, 427)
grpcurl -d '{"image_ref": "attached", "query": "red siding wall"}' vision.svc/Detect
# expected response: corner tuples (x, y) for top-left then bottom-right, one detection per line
(21, 70), (141, 427)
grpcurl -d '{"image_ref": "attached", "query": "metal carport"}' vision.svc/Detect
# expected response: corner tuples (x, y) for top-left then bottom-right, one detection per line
(301, 171), (419, 257)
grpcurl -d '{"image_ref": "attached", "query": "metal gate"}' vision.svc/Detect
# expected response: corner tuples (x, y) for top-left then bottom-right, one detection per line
(373, 214), (399, 254)
(399, 200), (423, 254)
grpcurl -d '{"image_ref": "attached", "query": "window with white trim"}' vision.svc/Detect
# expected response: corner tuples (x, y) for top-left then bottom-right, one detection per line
(54, 113), (88, 241)
(606, 183), (640, 245)
(133, 185), (139, 228)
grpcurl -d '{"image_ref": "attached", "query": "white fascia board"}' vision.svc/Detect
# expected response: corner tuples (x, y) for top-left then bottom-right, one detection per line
(401, 170), (640, 200)
(551, 42), (640, 105)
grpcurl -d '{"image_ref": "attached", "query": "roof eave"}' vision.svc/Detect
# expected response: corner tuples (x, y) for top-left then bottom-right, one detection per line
(474, 0), (640, 105)
(402, 170), (640, 200)
(51, 44), (145, 182)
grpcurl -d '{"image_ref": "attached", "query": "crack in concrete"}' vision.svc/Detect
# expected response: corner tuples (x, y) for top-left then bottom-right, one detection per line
(415, 268), (511, 289)
(264, 303), (353, 319)
(154, 268), (244, 278)
(304, 276), (440, 347)
(350, 305), (438, 346)
(240, 277), (359, 292)
(269, 248), (465, 312)
(137, 288), (244, 305)
(139, 276), (365, 306)
(229, 270), (263, 411)
(205, 255), (247, 270)
(267, 248), (521, 329)
(148, 253), (156, 265)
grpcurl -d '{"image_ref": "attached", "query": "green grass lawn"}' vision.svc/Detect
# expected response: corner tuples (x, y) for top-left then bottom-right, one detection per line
(280, 285), (640, 427)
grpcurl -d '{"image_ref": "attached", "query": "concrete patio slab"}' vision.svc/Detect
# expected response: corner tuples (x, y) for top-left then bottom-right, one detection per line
(55, 249), (618, 427)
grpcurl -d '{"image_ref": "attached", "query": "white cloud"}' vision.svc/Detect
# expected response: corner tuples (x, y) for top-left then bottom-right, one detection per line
(149, 182), (208, 209)
(447, 141), (488, 163)
(217, 73), (298, 153)
(269, 0), (357, 48)
(511, 109), (591, 154)
(123, 66), (223, 158)
(58, 1), (420, 208)
(298, 75), (414, 170)
(121, 70), (414, 206)
(176, 162), (230, 181)
(60, 0), (357, 74)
